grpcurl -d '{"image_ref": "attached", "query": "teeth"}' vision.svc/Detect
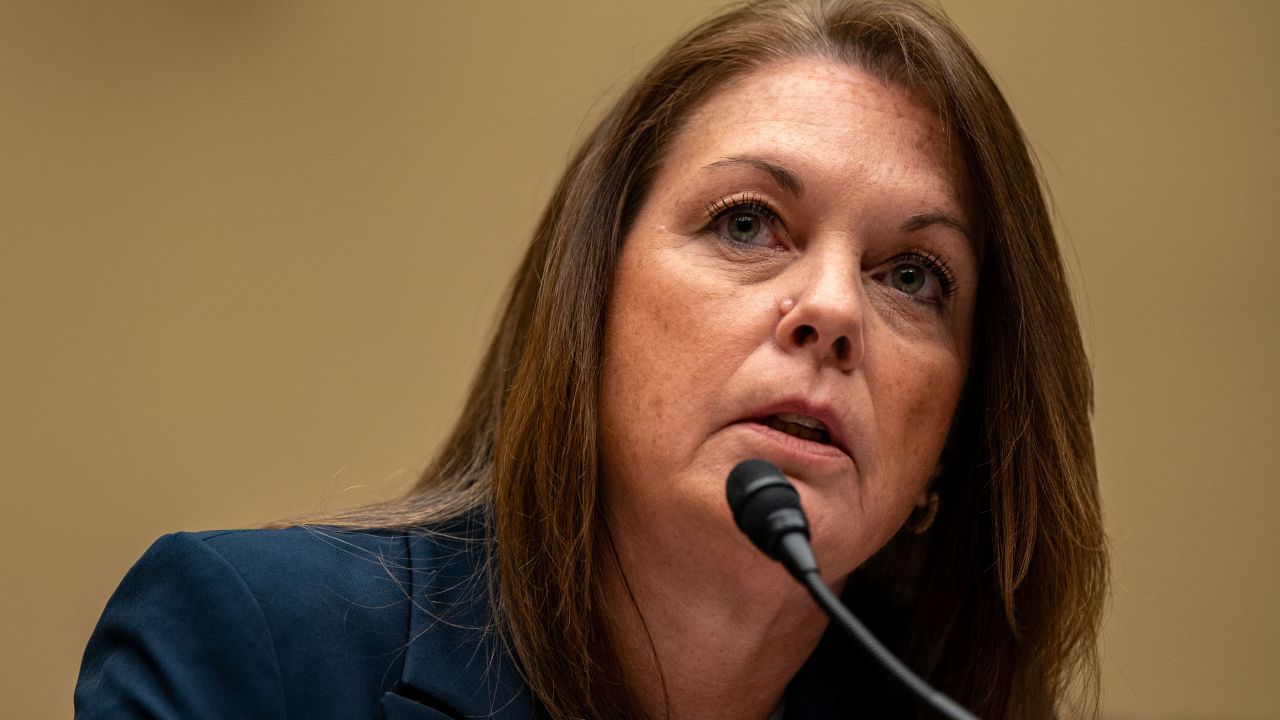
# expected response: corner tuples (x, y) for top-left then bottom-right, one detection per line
(765, 414), (832, 444)
(774, 412), (827, 431)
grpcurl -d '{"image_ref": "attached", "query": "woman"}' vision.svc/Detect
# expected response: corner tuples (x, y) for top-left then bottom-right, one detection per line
(76, 1), (1106, 718)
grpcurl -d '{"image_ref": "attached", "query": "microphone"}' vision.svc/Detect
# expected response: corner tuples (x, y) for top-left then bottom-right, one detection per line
(725, 459), (819, 579)
(725, 459), (981, 720)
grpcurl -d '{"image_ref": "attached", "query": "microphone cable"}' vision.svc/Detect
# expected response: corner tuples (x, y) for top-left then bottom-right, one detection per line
(726, 458), (980, 720)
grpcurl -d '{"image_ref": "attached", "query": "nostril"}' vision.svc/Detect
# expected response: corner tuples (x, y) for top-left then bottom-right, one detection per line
(793, 324), (817, 346)
(833, 336), (850, 361)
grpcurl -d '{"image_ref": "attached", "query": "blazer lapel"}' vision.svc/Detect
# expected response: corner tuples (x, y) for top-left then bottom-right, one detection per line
(381, 518), (541, 720)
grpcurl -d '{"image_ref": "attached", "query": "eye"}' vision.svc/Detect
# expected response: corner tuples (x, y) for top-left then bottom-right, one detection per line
(705, 194), (784, 249)
(891, 263), (927, 295)
(878, 251), (957, 304)
(726, 212), (764, 244)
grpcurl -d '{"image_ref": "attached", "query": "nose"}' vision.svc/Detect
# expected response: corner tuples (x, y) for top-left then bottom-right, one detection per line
(776, 254), (864, 372)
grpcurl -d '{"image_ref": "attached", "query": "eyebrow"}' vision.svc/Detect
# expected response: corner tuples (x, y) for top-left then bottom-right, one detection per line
(704, 157), (971, 242)
(702, 156), (805, 197)
(902, 211), (971, 240)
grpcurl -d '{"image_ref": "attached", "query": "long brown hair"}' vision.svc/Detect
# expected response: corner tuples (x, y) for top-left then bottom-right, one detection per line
(321, 1), (1107, 717)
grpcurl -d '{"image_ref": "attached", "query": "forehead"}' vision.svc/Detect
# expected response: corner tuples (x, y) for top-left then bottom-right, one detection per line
(662, 58), (969, 219)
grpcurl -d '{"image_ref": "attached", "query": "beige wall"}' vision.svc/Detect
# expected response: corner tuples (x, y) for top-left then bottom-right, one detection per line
(2, 2), (1276, 718)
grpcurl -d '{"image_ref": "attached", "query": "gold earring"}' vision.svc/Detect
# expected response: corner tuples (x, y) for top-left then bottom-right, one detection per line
(906, 491), (940, 535)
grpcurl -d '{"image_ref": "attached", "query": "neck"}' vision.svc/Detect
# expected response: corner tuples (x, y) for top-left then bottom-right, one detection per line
(600, 517), (833, 720)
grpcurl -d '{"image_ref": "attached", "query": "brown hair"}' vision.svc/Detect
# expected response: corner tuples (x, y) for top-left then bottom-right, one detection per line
(321, 1), (1107, 717)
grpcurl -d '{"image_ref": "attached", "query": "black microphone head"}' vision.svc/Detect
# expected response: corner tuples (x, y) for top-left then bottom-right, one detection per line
(726, 459), (810, 560)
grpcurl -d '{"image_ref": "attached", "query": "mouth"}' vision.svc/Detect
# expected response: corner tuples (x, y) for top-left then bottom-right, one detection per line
(738, 399), (852, 461)
(761, 412), (832, 445)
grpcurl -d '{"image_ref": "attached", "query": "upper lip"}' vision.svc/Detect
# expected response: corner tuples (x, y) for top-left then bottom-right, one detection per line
(739, 398), (853, 459)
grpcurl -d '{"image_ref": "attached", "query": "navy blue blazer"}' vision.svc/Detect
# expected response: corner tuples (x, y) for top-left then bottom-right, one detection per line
(76, 521), (906, 719)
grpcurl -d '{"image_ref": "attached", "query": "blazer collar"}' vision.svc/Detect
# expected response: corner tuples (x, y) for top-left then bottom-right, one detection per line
(381, 516), (541, 720)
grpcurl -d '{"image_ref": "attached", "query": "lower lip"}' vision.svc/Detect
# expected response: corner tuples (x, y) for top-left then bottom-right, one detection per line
(735, 421), (853, 466)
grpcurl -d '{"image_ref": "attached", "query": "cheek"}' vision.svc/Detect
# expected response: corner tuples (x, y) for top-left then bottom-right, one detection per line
(864, 336), (967, 483)
(605, 247), (749, 399)
(895, 355), (965, 472)
(601, 250), (712, 468)
(600, 234), (776, 489)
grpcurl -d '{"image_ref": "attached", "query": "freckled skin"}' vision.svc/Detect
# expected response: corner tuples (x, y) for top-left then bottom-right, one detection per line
(602, 59), (976, 584)
(597, 59), (978, 717)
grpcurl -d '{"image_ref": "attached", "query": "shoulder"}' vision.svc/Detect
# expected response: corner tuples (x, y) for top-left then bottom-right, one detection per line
(76, 526), (477, 719)
(187, 526), (419, 619)
(128, 527), (420, 659)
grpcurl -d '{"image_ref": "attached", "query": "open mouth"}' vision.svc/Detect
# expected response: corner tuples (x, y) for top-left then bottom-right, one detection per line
(762, 412), (832, 445)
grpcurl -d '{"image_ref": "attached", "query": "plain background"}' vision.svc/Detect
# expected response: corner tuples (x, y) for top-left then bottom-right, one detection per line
(2, 1), (1277, 717)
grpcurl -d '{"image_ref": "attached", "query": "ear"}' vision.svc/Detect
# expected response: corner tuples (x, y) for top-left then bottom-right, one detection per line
(916, 461), (944, 507)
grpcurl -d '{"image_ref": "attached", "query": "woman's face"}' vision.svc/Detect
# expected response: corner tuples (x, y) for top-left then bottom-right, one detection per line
(599, 59), (978, 586)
